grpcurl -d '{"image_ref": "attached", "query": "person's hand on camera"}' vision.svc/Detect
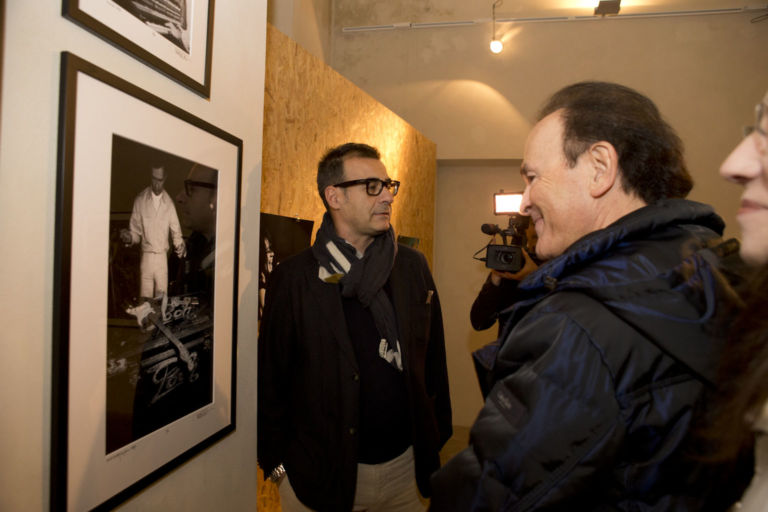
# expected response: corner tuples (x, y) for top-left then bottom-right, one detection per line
(490, 252), (538, 285)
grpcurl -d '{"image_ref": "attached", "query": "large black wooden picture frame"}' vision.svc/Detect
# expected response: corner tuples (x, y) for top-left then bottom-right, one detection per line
(52, 52), (241, 511)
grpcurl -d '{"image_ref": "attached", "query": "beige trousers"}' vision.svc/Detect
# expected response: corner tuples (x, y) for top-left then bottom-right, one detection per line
(279, 446), (425, 512)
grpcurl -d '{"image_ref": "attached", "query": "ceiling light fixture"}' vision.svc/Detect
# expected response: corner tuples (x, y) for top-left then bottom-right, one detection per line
(594, 0), (621, 17)
(490, 0), (504, 54)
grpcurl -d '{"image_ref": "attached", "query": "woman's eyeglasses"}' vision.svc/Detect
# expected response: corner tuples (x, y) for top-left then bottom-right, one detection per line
(744, 102), (767, 154)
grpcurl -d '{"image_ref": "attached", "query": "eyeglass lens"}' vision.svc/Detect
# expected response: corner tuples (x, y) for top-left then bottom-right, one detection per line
(756, 103), (766, 135)
(185, 179), (216, 196)
(747, 103), (768, 154)
(365, 179), (399, 196)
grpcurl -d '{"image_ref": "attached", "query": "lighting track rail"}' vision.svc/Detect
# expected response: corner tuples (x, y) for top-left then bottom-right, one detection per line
(341, 5), (767, 33)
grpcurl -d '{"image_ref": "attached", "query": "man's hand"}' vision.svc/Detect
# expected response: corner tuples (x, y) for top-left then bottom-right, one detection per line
(176, 241), (187, 259)
(119, 228), (133, 245)
(490, 252), (539, 286)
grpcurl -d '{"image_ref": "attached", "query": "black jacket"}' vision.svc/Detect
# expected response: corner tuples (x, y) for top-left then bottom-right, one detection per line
(258, 244), (452, 511)
(431, 199), (747, 511)
(470, 274), (522, 333)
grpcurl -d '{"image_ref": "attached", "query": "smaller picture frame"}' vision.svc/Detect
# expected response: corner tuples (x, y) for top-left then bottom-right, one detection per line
(257, 212), (314, 323)
(52, 51), (241, 511)
(63, 0), (214, 97)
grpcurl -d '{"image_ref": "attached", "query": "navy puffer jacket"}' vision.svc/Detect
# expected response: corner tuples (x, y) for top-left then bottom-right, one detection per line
(431, 199), (749, 511)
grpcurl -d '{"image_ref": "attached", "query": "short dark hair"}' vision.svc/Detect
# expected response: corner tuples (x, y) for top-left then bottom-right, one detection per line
(540, 81), (692, 203)
(317, 143), (381, 210)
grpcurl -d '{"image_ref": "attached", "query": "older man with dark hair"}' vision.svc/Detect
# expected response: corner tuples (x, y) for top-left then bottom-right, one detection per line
(174, 163), (217, 300)
(431, 82), (747, 510)
(258, 142), (452, 512)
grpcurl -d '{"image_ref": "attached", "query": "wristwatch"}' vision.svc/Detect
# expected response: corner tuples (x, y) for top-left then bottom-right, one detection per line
(268, 463), (286, 483)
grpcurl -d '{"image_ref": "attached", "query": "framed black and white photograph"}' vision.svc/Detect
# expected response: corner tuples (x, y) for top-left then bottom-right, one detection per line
(257, 213), (314, 323)
(52, 51), (241, 511)
(63, 0), (214, 97)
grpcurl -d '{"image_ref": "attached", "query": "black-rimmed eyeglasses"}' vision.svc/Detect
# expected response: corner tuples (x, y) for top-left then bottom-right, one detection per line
(333, 178), (400, 197)
(744, 102), (767, 155)
(185, 179), (217, 196)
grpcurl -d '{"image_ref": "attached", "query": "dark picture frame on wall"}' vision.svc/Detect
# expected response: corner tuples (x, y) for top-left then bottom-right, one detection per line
(52, 51), (241, 511)
(62, 0), (214, 97)
(257, 212), (314, 323)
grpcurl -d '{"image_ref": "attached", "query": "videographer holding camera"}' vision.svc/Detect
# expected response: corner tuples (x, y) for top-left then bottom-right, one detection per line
(431, 81), (749, 511)
(470, 213), (540, 398)
(470, 215), (539, 333)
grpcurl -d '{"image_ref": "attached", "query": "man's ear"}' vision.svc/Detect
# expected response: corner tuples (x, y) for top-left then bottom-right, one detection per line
(587, 141), (620, 198)
(324, 185), (343, 210)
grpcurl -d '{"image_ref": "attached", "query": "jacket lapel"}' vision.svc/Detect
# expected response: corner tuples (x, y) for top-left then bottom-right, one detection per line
(388, 253), (412, 365)
(304, 262), (359, 370)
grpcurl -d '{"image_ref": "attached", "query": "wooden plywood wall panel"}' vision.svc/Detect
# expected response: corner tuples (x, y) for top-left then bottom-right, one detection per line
(261, 24), (437, 265)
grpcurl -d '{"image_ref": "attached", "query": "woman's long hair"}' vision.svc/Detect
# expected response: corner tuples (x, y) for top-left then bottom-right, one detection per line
(703, 264), (768, 461)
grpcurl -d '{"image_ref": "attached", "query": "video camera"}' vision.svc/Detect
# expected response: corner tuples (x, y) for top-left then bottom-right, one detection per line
(474, 192), (531, 273)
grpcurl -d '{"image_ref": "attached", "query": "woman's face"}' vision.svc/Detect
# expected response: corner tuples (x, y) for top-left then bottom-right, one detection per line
(720, 92), (768, 266)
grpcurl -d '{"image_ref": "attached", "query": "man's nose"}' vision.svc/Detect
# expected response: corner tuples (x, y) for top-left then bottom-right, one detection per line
(520, 186), (532, 215)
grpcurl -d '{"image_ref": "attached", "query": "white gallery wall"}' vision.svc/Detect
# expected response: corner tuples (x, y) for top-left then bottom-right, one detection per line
(0, 1), (267, 510)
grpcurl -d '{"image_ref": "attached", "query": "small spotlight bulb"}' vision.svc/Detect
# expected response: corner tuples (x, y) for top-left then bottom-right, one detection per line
(490, 39), (503, 54)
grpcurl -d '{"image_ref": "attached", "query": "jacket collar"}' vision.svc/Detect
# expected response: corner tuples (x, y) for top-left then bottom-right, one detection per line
(304, 260), (359, 371)
(304, 247), (415, 372)
(511, 198), (733, 385)
(521, 199), (723, 292)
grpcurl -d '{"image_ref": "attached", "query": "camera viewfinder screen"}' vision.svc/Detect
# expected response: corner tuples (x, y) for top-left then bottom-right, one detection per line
(494, 193), (523, 215)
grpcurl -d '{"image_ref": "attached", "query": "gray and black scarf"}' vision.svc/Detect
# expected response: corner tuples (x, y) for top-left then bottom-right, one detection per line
(311, 213), (403, 371)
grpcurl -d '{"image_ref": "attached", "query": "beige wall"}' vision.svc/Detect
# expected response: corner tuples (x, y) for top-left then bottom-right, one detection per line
(331, 10), (768, 240)
(330, 8), (768, 427)
(268, 0), (333, 63)
(434, 160), (526, 426)
(264, 2), (768, 428)
(262, 24), (438, 265)
(0, 1), (267, 510)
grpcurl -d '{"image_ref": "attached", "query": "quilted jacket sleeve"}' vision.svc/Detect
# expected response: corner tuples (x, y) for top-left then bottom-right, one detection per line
(431, 309), (623, 511)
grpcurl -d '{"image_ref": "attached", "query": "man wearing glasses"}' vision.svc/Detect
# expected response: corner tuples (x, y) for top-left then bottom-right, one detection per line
(120, 165), (186, 302)
(258, 143), (452, 511)
(175, 163), (218, 299)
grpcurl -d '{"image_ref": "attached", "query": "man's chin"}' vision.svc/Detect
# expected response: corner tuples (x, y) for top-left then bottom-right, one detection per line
(534, 240), (554, 261)
(370, 221), (390, 234)
(372, 215), (390, 228)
